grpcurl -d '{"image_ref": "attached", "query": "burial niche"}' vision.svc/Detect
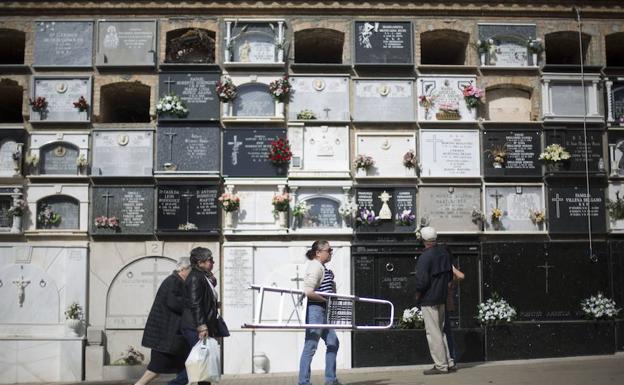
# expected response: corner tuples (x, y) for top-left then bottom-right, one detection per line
(100, 82), (150, 123)
(39, 142), (79, 175)
(165, 28), (216, 64)
(294, 28), (343, 64)
(0, 29), (25, 65)
(606, 32), (624, 67)
(0, 79), (23, 123)
(545, 31), (590, 65)
(231, 82), (274, 117)
(420, 29), (468, 65)
(36, 195), (80, 230)
(486, 86), (532, 121)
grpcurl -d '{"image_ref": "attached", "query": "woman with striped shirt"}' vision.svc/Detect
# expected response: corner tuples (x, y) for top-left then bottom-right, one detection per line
(298, 240), (342, 385)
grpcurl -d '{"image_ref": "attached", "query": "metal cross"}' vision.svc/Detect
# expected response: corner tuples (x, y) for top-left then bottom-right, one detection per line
(489, 189), (504, 209)
(162, 131), (177, 163)
(425, 134), (444, 162)
(537, 261), (555, 294)
(290, 265), (304, 289)
(12, 275), (31, 307)
(164, 76), (177, 94)
(181, 189), (195, 224)
(102, 190), (114, 217)
(552, 193), (564, 219)
(140, 258), (170, 296)
(227, 135), (243, 166)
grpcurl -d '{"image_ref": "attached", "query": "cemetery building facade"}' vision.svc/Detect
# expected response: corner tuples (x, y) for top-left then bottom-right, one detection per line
(1, 0), (624, 382)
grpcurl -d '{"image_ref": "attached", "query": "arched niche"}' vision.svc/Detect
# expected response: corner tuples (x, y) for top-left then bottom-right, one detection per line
(486, 86), (532, 122)
(39, 141), (79, 175)
(165, 28), (216, 64)
(0, 78), (23, 123)
(294, 28), (344, 64)
(36, 195), (80, 230)
(545, 31), (590, 65)
(100, 82), (150, 123)
(0, 29), (25, 65)
(606, 32), (624, 67)
(298, 196), (342, 228)
(420, 29), (469, 65)
(231, 82), (274, 117)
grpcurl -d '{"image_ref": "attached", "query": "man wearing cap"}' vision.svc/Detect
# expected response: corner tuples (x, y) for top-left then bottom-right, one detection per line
(414, 226), (455, 375)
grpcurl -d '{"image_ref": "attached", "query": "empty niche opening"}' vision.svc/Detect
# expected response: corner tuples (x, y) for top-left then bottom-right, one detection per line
(486, 86), (532, 122)
(36, 195), (80, 230)
(606, 33), (624, 67)
(420, 29), (469, 65)
(545, 31), (590, 65)
(294, 28), (344, 64)
(100, 82), (150, 123)
(165, 28), (216, 64)
(0, 79), (23, 123)
(0, 29), (25, 65)
(0, 195), (13, 228)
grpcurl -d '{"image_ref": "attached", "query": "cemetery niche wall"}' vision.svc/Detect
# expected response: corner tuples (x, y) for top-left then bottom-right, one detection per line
(0, 78), (24, 123)
(482, 129), (541, 178)
(29, 76), (92, 123)
(34, 21), (93, 68)
(29, 132), (89, 177)
(91, 130), (154, 177)
(353, 21), (413, 66)
(157, 72), (219, 122)
(354, 132), (417, 178)
(607, 181), (624, 232)
(164, 27), (216, 65)
(608, 130), (624, 178)
(541, 73), (604, 123)
(156, 183), (219, 234)
(25, 184), (89, 234)
(483, 184), (546, 233)
(0, 186), (24, 234)
(222, 75), (285, 120)
(293, 27), (345, 64)
(352, 79), (415, 122)
(354, 185), (416, 234)
(485, 87), (533, 122)
(417, 185), (482, 233)
(606, 78), (624, 126)
(155, 125), (220, 175)
(542, 129), (605, 176)
(91, 186), (154, 236)
(418, 75), (480, 122)
(288, 180), (352, 234)
(287, 124), (350, 178)
(288, 76), (349, 122)
(96, 20), (157, 67)
(477, 23), (539, 67)
(547, 185), (606, 234)
(223, 127), (288, 178)
(0, 134), (23, 177)
(224, 20), (286, 65)
(419, 129), (481, 179)
(221, 182), (288, 234)
(482, 241), (615, 360)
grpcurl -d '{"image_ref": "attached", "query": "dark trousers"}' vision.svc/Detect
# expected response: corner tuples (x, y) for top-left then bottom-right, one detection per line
(443, 311), (457, 362)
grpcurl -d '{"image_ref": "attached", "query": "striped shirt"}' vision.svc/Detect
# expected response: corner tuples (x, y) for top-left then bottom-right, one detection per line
(318, 267), (336, 293)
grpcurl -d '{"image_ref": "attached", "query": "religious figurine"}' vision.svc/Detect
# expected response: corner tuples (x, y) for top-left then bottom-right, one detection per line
(378, 190), (392, 220)
(239, 40), (251, 62)
(12, 275), (30, 307)
(103, 25), (119, 49)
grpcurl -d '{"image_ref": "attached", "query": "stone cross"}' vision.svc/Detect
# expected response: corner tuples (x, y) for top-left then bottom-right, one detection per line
(323, 107), (331, 119)
(227, 135), (243, 166)
(181, 189), (195, 224)
(290, 265), (304, 289)
(489, 189), (504, 209)
(537, 261), (555, 294)
(164, 76), (177, 94)
(425, 134), (444, 162)
(12, 275), (31, 307)
(102, 190), (114, 217)
(163, 131), (177, 163)
(378, 190), (393, 220)
(552, 193), (564, 219)
(141, 259), (171, 296)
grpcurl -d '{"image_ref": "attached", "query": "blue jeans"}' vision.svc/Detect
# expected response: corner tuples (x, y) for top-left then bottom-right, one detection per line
(443, 311), (457, 362)
(298, 304), (339, 385)
(177, 328), (210, 385)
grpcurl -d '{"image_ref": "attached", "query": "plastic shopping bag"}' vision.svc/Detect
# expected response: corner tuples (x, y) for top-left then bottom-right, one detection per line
(185, 337), (221, 383)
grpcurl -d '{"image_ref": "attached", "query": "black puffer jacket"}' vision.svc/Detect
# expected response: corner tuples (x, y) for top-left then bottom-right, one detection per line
(142, 272), (186, 353)
(181, 266), (218, 335)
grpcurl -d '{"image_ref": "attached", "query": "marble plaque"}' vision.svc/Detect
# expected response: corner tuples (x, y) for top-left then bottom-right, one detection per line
(40, 142), (79, 175)
(106, 257), (175, 328)
(229, 23), (278, 63)
(232, 83), (275, 117)
(223, 128), (287, 177)
(355, 186), (416, 233)
(354, 21), (413, 65)
(608, 132), (624, 177)
(222, 247), (254, 329)
(490, 40), (529, 67)
(158, 72), (220, 121)
(545, 130), (604, 173)
(356, 134), (416, 177)
(608, 182), (624, 231)
(551, 83), (590, 116)
(92, 130), (153, 177)
(96, 20), (157, 66)
(353, 80), (415, 122)
(288, 125), (349, 173)
(37, 195), (80, 230)
(418, 186), (481, 232)
(156, 126), (220, 173)
(300, 197), (341, 228)
(30, 77), (91, 122)
(484, 185), (545, 232)
(420, 130), (480, 178)
(0, 139), (20, 176)
(234, 185), (282, 229)
(483, 130), (541, 178)
(91, 186), (154, 235)
(418, 76), (476, 122)
(288, 76), (349, 121)
(34, 21), (93, 67)
(612, 82), (624, 122)
(157, 184), (219, 233)
(548, 186), (606, 234)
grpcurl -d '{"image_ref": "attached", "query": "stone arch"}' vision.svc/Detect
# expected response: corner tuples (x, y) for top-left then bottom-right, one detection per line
(36, 195), (80, 230)
(100, 82), (150, 123)
(545, 31), (591, 65)
(39, 141), (79, 175)
(485, 84), (533, 122)
(231, 82), (274, 117)
(606, 32), (624, 67)
(294, 28), (344, 64)
(0, 28), (25, 64)
(165, 27), (215, 64)
(0, 78), (23, 123)
(420, 29), (469, 65)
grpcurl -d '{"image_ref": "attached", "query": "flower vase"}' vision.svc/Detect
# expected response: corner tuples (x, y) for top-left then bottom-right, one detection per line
(10, 216), (22, 233)
(277, 211), (288, 228)
(223, 102), (232, 117)
(277, 48), (284, 62)
(493, 162), (503, 169)
(532, 53), (538, 66)
(356, 168), (367, 177)
(480, 52), (487, 66)
(224, 211), (236, 228)
(492, 219), (503, 231)
(546, 162), (561, 173)
(66, 319), (82, 337)
(405, 167), (416, 177)
(469, 107), (478, 120)
(253, 352), (269, 374)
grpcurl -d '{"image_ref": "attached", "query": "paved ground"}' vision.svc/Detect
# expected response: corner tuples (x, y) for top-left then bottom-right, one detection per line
(22, 353), (624, 385)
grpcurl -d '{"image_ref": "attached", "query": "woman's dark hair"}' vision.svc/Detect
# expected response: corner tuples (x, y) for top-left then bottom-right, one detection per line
(305, 240), (329, 260)
(190, 247), (212, 266)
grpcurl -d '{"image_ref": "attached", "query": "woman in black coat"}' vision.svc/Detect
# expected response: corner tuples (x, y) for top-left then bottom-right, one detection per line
(134, 258), (192, 385)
